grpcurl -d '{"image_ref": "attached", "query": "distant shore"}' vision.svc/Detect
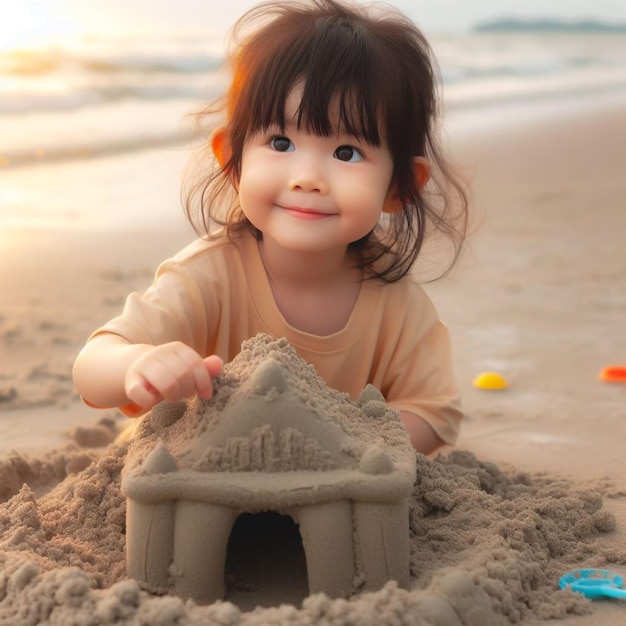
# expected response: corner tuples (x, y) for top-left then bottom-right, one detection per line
(473, 17), (626, 32)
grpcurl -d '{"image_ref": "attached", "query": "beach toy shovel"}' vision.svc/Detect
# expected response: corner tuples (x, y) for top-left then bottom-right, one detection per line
(559, 568), (626, 600)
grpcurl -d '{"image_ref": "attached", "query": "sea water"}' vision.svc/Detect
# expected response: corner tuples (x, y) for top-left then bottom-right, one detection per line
(2, 30), (626, 168)
(1, 29), (625, 229)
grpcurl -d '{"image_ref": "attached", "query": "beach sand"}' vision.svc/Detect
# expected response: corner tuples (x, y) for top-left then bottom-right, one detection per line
(1, 98), (625, 624)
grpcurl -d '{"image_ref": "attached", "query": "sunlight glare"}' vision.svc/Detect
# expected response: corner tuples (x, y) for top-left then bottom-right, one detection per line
(0, 0), (81, 52)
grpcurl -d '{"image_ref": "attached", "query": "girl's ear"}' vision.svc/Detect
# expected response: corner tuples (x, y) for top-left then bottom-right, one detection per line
(414, 156), (431, 189)
(383, 157), (431, 214)
(211, 127), (232, 168)
(382, 188), (403, 214)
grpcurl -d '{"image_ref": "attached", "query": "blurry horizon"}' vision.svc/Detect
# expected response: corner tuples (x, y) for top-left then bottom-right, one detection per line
(1, 0), (626, 233)
(3, 0), (626, 50)
(2, 0), (626, 180)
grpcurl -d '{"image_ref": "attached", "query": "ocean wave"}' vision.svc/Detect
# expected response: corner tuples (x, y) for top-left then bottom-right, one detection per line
(0, 85), (208, 115)
(2, 31), (625, 118)
(0, 51), (222, 77)
(2, 31), (626, 170)
(0, 97), (206, 170)
(443, 65), (626, 110)
(0, 132), (194, 169)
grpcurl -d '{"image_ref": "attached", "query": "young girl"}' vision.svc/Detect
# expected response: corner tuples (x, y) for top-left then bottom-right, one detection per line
(73, 0), (469, 455)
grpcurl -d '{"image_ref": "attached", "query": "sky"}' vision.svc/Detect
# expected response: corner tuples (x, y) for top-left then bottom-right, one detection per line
(3, 0), (626, 50)
(64, 0), (626, 34)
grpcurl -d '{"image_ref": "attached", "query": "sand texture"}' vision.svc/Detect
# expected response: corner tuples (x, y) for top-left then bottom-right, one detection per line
(1, 417), (621, 624)
(1, 98), (626, 624)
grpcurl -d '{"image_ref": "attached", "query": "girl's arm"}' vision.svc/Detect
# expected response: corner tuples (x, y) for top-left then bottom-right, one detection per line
(399, 410), (445, 456)
(72, 334), (223, 414)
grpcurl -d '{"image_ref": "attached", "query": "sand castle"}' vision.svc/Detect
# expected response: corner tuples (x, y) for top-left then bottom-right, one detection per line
(121, 334), (416, 606)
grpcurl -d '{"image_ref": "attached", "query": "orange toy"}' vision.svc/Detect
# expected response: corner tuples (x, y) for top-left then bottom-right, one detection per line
(598, 365), (626, 383)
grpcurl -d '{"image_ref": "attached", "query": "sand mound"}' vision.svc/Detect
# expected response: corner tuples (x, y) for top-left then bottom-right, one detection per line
(1, 441), (622, 624)
(0, 336), (623, 625)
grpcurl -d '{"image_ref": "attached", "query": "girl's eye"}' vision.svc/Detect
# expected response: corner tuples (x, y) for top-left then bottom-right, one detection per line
(334, 145), (363, 163)
(270, 136), (294, 152)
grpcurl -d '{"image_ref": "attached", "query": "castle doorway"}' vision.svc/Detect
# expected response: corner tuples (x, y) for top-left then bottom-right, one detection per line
(224, 511), (309, 610)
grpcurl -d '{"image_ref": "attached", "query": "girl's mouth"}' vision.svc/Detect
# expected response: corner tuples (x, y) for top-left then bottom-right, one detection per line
(281, 206), (335, 220)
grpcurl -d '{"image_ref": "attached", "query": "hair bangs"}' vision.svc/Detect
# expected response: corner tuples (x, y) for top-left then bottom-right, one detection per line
(244, 12), (384, 146)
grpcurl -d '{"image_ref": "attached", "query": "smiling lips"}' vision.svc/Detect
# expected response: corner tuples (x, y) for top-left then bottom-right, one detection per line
(281, 205), (336, 220)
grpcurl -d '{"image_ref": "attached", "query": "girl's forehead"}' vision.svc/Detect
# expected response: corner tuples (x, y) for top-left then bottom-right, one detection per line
(283, 82), (305, 118)
(277, 81), (380, 141)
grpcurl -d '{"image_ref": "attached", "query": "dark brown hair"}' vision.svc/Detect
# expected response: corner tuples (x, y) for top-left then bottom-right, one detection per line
(183, 0), (469, 282)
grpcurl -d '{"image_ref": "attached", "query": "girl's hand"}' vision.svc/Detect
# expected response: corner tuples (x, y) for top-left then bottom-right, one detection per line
(124, 342), (223, 410)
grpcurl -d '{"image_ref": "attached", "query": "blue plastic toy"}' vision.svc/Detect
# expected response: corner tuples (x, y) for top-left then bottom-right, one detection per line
(560, 568), (626, 600)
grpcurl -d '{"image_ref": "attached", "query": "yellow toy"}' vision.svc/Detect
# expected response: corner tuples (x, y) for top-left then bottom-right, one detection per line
(472, 372), (509, 390)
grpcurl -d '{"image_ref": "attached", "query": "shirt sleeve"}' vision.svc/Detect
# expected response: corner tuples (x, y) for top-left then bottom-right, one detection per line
(89, 257), (218, 358)
(81, 247), (225, 417)
(382, 310), (463, 446)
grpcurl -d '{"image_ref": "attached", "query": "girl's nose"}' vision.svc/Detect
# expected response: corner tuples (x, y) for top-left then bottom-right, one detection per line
(288, 159), (328, 194)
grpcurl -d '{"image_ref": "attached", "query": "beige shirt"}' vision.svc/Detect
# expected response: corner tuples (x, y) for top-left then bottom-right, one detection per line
(92, 229), (463, 444)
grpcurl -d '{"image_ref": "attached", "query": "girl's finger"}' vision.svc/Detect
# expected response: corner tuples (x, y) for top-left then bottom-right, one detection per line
(190, 360), (214, 399)
(126, 375), (162, 409)
(204, 354), (224, 378)
(137, 359), (183, 404)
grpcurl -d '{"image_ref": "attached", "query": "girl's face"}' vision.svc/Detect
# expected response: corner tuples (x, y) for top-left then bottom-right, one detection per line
(237, 84), (395, 255)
